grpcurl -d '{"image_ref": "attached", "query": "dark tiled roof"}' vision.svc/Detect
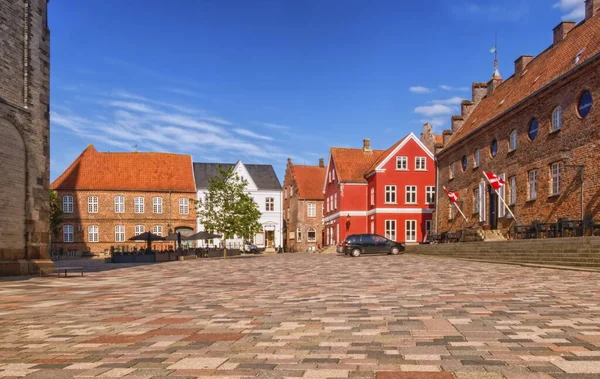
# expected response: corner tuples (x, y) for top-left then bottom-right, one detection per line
(193, 162), (282, 190)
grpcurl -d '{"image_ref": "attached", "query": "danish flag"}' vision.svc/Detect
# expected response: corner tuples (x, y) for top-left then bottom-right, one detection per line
(483, 171), (505, 190)
(443, 186), (459, 203)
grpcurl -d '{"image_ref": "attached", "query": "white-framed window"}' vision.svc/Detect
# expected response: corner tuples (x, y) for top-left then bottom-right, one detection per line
(552, 106), (562, 132)
(415, 157), (426, 171)
(509, 176), (517, 205)
(153, 197), (163, 214)
(425, 186), (435, 204)
(478, 180), (486, 222)
(474, 188), (480, 214)
(448, 204), (454, 220)
(265, 197), (275, 211)
(509, 129), (518, 151)
(385, 220), (396, 241)
(449, 163), (455, 179)
(551, 162), (561, 196)
(528, 169), (537, 200)
(153, 225), (163, 237)
(333, 193), (337, 209)
(396, 156), (408, 170)
(88, 225), (98, 243)
(296, 227), (302, 242)
(405, 185), (417, 204)
(63, 225), (74, 243)
(115, 225), (125, 242)
(286, 208), (290, 219)
(425, 220), (432, 236)
(385, 185), (397, 204)
(307, 203), (316, 217)
(179, 198), (189, 214)
(88, 196), (98, 213)
(134, 197), (144, 213)
(498, 173), (506, 217)
(114, 196), (125, 213)
(405, 220), (416, 242)
(370, 187), (375, 205)
(135, 225), (145, 236)
(326, 197), (330, 212)
(307, 228), (316, 242)
(474, 149), (480, 168)
(62, 195), (73, 213)
(332, 170), (335, 181)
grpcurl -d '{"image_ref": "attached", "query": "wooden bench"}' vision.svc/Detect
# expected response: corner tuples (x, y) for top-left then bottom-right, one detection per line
(44, 267), (84, 278)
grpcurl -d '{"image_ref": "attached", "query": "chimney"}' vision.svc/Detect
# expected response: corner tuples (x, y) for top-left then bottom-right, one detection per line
(472, 82), (487, 105)
(553, 22), (575, 45)
(318, 158), (324, 167)
(287, 157), (292, 166)
(586, 0), (599, 19)
(362, 138), (372, 153)
(451, 115), (464, 132)
(461, 100), (475, 120)
(487, 77), (503, 96)
(514, 55), (533, 76)
(442, 129), (453, 145)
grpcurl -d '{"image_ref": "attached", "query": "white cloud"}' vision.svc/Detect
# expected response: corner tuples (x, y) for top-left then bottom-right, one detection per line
(432, 96), (464, 105)
(155, 114), (225, 134)
(553, 0), (585, 20)
(234, 128), (274, 141)
(421, 117), (448, 130)
(455, 2), (528, 22)
(414, 104), (454, 117)
(107, 101), (158, 114)
(439, 85), (469, 91)
(256, 122), (292, 131)
(409, 86), (432, 94)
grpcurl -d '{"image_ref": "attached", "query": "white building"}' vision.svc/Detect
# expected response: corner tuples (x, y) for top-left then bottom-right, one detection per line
(194, 161), (283, 250)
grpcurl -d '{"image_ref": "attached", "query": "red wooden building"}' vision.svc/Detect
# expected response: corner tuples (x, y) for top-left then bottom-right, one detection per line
(323, 133), (436, 245)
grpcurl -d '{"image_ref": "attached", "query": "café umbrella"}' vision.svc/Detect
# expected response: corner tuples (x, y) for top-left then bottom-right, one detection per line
(186, 231), (222, 241)
(129, 231), (165, 250)
(165, 232), (183, 250)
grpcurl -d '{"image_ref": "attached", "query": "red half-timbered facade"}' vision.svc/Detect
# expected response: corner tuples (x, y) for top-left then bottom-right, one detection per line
(323, 133), (436, 245)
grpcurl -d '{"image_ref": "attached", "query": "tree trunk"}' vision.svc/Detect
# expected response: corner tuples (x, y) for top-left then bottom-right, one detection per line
(223, 246), (227, 259)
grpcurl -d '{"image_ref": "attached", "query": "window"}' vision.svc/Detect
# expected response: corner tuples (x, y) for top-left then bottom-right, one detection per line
(114, 196), (125, 213)
(115, 225), (125, 242)
(287, 208), (290, 219)
(509, 176), (517, 205)
(528, 169), (537, 200)
(405, 185), (417, 204)
(63, 225), (74, 243)
(478, 180), (486, 222)
(153, 197), (163, 214)
(415, 157), (426, 171)
(88, 225), (98, 243)
(473, 188), (480, 214)
(134, 197), (144, 213)
(448, 204), (454, 220)
(490, 139), (498, 157)
(307, 203), (316, 217)
(405, 220), (416, 242)
(153, 225), (163, 237)
(528, 119), (539, 141)
(552, 106), (562, 132)
(63, 195), (73, 213)
(449, 162), (455, 179)
(551, 162), (561, 196)
(498, 173), (506, 217)
(326, 197), (330, 212)
(88, 196), (98, 213)
(307, 228), (316, 242)
(332, 170), (335, 181)
(135, 225), (145, 236)
(578, 90), (593, 118)
(385, 185), (397, 204)
(265, 197), (274, 211)
(425, 220), (432, 237)
(333, 194), (337, 209)
(179, 198), (189, 214)
(396, 156), (408, 170)
(296, 227), (302, 242)
(425, 186), (435, 204)
(461, 155), (467, 171)
(370, 187), (375, 206)
(509, 130), (518, 151)
(474, 149), (480, 168)
(284, 187), (287, 199)
(385, 220), (396, 241)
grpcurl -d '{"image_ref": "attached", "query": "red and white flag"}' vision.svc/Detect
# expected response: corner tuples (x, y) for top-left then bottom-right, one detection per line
(443, 186), (459, 203)
(483, 171), (505, 190)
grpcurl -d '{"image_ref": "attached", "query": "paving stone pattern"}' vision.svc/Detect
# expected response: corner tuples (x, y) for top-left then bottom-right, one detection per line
(2, 254), (600, 378)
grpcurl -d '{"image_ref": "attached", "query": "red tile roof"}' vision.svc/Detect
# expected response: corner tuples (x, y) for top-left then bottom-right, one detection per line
(292, 165), (326, 199)
(435, 134), (443, 146)
(366, 136), (409, 173)
(445, 15), (600, 149)
(50, 145), (197, 192)
(330, 148), (385, 183)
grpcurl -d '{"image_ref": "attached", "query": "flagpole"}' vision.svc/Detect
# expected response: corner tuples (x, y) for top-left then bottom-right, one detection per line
(482, 171), (517, 222)
(452, 202), (469, 222)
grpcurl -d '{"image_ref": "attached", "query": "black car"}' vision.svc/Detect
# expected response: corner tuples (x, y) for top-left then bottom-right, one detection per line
(341, 234), (405, 257)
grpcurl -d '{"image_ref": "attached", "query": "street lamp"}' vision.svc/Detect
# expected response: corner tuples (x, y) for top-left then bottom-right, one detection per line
(560, 148), (585, 220)
(345, 214), (351, 230)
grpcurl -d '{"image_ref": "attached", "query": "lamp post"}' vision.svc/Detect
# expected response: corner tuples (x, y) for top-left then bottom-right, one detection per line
(560, 148), (585, 220)
(345, 214), (351, 231)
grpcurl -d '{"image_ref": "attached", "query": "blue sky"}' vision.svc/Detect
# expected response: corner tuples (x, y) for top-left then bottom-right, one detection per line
(49, 0), (586, 183)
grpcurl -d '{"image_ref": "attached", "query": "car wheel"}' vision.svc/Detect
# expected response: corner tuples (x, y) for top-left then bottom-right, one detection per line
(390, 247), (400, 255)
(350, 248), (361, 257)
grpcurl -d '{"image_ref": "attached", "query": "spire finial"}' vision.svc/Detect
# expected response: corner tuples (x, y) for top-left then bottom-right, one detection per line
(491, 33), (502, 80)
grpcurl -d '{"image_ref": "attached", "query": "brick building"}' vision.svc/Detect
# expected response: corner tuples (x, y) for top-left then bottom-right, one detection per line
(434, 0), (600, 234)
(0, 0), (53, 275)
(282, 158), (326, 252)
(50, 145), (197, 255)
(323, 134), (436, 245)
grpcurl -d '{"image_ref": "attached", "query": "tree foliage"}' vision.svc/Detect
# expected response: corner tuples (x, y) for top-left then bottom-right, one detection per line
(49, 190), (63, 237)
(196, 166), (262, 258)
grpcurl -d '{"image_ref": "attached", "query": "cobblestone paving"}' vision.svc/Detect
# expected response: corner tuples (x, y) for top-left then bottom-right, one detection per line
(2, 253), (600, 378)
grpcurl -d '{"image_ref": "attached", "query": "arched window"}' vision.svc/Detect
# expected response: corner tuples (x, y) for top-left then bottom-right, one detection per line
(473, 149), (480, 167)
(551, 106), (562, 132)
(461, 155), (468, 171)
(490, 139), (498, 157)
(307, 228), (316, 242)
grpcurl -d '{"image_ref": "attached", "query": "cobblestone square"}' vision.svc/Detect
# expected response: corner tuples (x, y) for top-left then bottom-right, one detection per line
(2, 254), (600, 378)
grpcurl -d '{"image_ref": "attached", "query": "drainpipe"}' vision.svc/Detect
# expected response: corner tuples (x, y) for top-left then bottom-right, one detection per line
(435, 157), (439, 234)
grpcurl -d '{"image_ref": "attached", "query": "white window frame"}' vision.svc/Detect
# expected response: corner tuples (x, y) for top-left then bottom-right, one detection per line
(405, 220), (416, 242)
(551, 162), (561, 196)
(307, 203), (316, 217)
(114, 195), (125, 214)
(509, 130), (518, 151)
(425, 220), (432, 236)
(332, 170), (335, 181)
(326, 197), (330, 212)
(153, 197), (163, 214)
(448, 203), (454, 220)
(415, 157), (426, 171)
(179, 198), (189, 214)
(115, 225), (125, 242)
(63, 225), (74, 243)
(449, 162), (455, 179)
(474, 188), (480, 214)
(265, 197), (275, 211)
(135, 225), (145, 236)
(88, 196), (98, 213)
(498, 173), (506, 217)
(425, 186), (435, 205)
(307, 227), (316, 242)
(479, 180), (486, 222)
(296, 227), (302, 242)
(528, 169), (537, 200)
(153, 225), (163, 237)
(63, 195), (73, 213)
(405, 185), (417, 204)
(396, 156), (408, 170)
(552, 106), (562, 132)
(370, 187), (375, 205)
(134, 197), (144, 213)
(385, 185), (397, 204)
(474, 149), (480, 168)
(88, 225), (98, 243)
(385, 220), (396, 241)
(509, 176), (517, 205)
(333, 193), (337, 209)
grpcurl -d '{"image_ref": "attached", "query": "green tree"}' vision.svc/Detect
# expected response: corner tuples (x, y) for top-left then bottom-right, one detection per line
(197, 166), (262, 258)
(49, 190), (63, 250)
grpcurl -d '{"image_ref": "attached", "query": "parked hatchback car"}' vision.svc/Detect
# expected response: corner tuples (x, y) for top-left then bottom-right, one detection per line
(341, 234), (405, 257)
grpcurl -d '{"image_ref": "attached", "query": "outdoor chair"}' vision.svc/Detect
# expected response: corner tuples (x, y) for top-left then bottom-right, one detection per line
(558, 218), (575, 237)
(582, 214), (600, 236)
(513, 224), (528, 239)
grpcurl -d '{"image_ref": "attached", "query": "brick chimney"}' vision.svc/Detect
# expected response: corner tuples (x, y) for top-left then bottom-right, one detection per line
(362, 138), (372, 153)
(586, 0), (599, 19)
(514, 55), (533, 76)
(461, 100), (475, 120)
(442, 130), (453, 145)
(472, 82), (487, 105)
(451, 115), (464, 132)
(318, 158), (324, 167)
(487, 77), (503, 96)
(553, 21), (575, 45)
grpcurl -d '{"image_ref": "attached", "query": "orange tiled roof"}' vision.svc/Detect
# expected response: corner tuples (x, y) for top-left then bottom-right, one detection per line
(51, 145), (197, 192)
(292, 165), (326, 199)
(445, 15), (600, 149)
(330, 148), (385, 183)
(365, 136), (409, 173)
(435, 134), (443, 146)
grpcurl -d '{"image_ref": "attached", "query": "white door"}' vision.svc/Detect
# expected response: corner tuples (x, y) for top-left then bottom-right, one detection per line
(406, 220), (417, 242)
